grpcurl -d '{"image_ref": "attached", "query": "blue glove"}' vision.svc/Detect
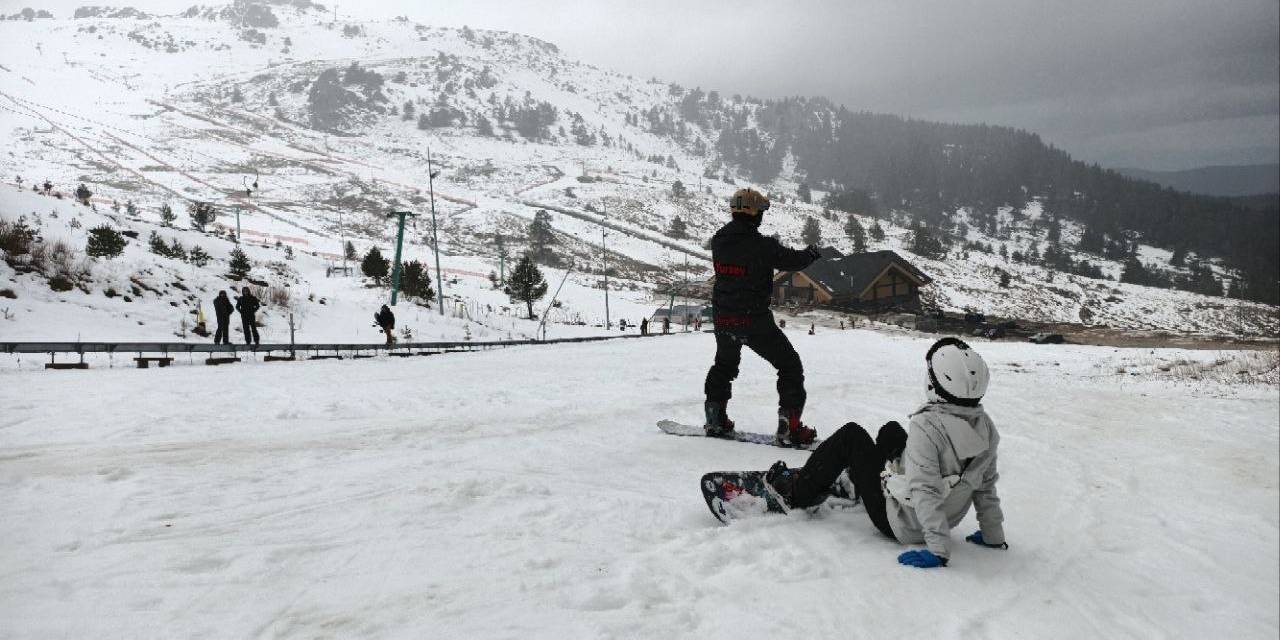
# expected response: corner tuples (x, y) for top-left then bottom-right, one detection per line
(897, 549), (947, 568)
(965, 530), (1009, 550)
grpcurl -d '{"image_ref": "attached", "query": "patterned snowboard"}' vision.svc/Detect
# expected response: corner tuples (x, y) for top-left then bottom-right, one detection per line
(699, 471), (789, 524)
(657, 420), (824, 450)
(700, 470), (861, 525)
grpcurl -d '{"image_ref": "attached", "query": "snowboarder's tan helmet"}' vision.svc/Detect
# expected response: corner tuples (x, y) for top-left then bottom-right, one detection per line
(729, 188), (770, 216)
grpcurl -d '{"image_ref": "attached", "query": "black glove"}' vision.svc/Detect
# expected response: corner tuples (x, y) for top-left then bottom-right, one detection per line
(804, 245), (821, 260)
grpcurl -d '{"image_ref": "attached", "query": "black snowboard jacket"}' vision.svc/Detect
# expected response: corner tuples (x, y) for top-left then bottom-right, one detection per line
(235, 294), (260, 317)
(375, 308), (395, 329)
(213, 295), (233, 320)
(710, 217), (817, 329)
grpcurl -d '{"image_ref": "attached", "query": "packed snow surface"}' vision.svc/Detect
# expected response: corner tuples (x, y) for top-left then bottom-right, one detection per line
(1, 329), (1277, 638)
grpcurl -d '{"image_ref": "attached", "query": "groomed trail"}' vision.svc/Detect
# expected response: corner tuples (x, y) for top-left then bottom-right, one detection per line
(1, 329), (1276, 638)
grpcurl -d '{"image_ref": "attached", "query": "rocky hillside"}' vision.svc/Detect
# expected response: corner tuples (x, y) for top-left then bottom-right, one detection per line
(0, 2), (1276, 338)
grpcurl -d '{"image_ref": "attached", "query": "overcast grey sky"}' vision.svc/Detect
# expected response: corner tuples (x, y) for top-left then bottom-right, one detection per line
(13, 0), (1280, 170)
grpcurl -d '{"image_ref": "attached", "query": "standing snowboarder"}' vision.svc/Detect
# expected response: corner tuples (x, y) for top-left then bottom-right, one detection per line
(235, 286), (261, 346)
(212, 290), (233, 345)
(704, 187), (821, 445)
(764, 338), (1007, 568)
(375, 304), (396, 345)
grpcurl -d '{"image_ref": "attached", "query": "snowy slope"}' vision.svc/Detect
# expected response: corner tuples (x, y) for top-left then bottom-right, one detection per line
(1, 6), (1275, 340)
(0, 181), (660, 342)
(1, 330), (1277, 638)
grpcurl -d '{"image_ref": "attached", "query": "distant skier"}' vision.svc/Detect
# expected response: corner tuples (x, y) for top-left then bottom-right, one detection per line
(375, 304), (396, 345)
(640, 317), (649, 336)
(764, 338), (1007, 569)
(235, 286), (261, 346)
(662, 316), (670, 334)
(212, 290), (233, 345)
(704, 187), (821, 445)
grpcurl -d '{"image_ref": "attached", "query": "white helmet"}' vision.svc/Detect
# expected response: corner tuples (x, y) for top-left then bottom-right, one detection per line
(925, 338), (990, 406)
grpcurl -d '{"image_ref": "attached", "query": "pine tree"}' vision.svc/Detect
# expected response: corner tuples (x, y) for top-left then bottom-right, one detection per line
(399, 259), (435, 304)
(910, 222), (944, 259)
(361, 246), (390, 284)
(148, 230), (170, 257)
(672, 180), (686, 198)
(402, 100), (415, 121)
(505, 254), (548, 319)
(189, 246), (211, 267)
(798, 182), (811, 204)
(869, 220), (885, 242)
(160, 203), (176, 226)
(228, 247), (252, 279)
(527, 209), (557, 264)
(344, 240), (358, 262)
(74, 183), (92, 206)
(1120, 258), (1149, 286)
(801, 217), (821, 246)
(168, 237), (188, 262)
(85, 225), (126, 259)
(188, 201), (216, 232)
(667, 216), (687, 239)
(476, 114), (494, 136)
(844, 215), (866, 253)
(998, 271), (1011, 288)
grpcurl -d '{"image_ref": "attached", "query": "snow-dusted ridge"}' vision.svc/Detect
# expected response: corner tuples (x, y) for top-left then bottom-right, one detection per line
(0, 4), (1276, 340)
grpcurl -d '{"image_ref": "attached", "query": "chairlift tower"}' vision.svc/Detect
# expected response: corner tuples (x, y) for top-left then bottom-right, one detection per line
(601, 202), (610, 329)
(386, 209), (420, 306)
(427, 148), (445, 316)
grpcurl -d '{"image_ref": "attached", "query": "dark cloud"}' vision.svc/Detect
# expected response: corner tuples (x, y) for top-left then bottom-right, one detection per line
(20, 0), (1279, 170)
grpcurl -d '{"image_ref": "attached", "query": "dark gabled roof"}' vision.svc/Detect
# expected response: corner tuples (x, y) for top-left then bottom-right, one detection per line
(784, 250), (932, 297)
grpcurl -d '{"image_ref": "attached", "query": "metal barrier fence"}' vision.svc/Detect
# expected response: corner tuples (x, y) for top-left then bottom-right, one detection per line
(2, 334), (650, 368)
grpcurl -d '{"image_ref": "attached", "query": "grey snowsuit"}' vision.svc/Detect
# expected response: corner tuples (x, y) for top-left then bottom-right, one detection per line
(883, 402), (1005, 559)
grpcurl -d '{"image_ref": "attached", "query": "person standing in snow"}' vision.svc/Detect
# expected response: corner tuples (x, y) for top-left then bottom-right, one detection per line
(703, 187), (822, 445)
(212, 290), (233, 345)
(764, 338), (1007, 568)
(374, 304), (396, 345)
(235, 286), (261, 346)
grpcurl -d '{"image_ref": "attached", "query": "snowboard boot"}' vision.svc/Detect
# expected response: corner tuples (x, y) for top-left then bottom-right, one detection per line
(703, 401), (736, 438)
(764, 460), (800, 509)
(829, 468), (859, 503)
(775, 408), (818, 447)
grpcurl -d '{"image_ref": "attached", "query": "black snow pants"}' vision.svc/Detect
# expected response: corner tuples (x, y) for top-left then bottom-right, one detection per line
(214, 315), (231, 344)
(789, 421), (907, 540)
(241, 313), (260, 345)
(704, 319), (805, 411)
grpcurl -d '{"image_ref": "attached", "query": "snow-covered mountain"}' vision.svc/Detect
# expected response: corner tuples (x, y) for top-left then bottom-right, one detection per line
(1, 3), (1276, 340)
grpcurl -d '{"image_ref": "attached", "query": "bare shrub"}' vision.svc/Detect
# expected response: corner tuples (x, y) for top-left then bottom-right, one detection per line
(266, 285), (291, 308)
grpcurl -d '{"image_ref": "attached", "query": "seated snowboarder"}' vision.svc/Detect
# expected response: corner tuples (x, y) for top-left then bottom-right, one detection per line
(765, 337), (1007, 568)
(704, 187), (821, 446)
(375, 304), (396, 345)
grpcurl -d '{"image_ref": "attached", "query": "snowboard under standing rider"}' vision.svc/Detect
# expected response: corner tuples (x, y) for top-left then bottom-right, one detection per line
(704, 187), (822, 446)
(764, 338), (1008, 569)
